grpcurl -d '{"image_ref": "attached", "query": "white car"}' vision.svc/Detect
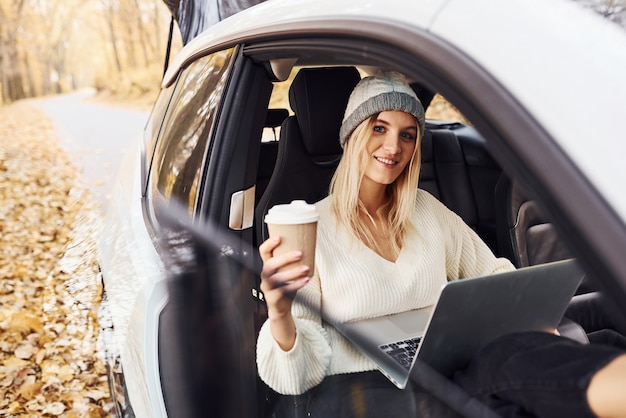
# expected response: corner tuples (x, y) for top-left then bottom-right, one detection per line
(97, 0), (626, 416)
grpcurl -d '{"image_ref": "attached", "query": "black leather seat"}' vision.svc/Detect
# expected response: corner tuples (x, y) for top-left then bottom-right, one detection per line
(255, 67), (361, 242)
(494, 174), (603, 294)
(420, 129), (480, 236)
(255, 109), (289, 203)
(493, 175), (598, 343)
(419, 124), (505, 253)
(494, 175), (572, 268)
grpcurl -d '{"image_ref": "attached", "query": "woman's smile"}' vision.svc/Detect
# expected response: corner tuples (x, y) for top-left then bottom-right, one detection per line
(374, 156), (399, 166)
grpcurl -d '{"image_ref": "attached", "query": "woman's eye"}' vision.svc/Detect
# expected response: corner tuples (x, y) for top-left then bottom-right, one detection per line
(373, 125), (385, 133)
(400, 132), (416, 141)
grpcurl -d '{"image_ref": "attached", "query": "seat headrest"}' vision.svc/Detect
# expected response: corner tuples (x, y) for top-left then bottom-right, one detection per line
(289, 67), (361, 156)
(410, 82), (435, 110)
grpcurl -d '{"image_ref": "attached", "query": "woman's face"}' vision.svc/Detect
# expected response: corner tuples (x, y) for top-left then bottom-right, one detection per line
(361, 110), (418, 188)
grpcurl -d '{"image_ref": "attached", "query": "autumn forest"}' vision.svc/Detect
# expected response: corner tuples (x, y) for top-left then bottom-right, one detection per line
(0, 0), (180, 105)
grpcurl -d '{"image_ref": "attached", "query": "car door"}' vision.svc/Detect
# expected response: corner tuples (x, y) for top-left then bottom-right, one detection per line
(121, 45), (259, 417)
(148, 45), (272, 417)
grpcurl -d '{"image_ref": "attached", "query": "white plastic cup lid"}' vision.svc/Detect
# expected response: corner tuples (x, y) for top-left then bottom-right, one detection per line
(264, 200), (319, 224)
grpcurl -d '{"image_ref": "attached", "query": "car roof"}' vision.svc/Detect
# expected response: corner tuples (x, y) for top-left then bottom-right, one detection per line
(163, 0), (447, 85)
(163, 0), (626, 225)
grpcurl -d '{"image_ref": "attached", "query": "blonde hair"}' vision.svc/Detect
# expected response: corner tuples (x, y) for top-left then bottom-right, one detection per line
(329, 114), (422, 255)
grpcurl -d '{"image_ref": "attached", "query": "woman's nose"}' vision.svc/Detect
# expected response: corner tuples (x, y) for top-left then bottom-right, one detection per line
(382, 134), (401, 154)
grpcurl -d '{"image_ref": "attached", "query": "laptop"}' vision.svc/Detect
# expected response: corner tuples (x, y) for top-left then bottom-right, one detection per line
(334, 259), (584, 389)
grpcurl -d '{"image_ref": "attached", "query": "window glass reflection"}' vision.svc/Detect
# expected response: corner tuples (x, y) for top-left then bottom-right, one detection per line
(150, 48), (236, 214)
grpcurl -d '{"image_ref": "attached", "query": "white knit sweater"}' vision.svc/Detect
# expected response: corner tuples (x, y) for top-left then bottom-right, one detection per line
(256, 189), (514, 395)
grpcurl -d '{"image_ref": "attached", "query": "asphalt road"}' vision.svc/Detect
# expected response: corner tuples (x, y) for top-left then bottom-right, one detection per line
(31, 89), (150, 209)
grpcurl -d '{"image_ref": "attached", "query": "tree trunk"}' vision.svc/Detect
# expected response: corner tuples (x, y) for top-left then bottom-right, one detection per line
(22, 50), (36, 98)
(152, 0), (163, 57)
(2, 39), (26, 101)
(6, 73), (25, 102)
(106, 4), (123, 74)
(0, 0), (28, 102)
(127, 0), (151, 67)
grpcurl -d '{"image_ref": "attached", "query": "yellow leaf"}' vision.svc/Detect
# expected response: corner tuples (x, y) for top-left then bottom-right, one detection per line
(4, 400), (23, 414)
(8, 312), (43, 334)
(2, 357), (29, 369)
(41, 361), (75, 383)
(16, 380), (42, 401)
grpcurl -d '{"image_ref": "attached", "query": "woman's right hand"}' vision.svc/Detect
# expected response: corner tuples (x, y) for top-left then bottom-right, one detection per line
(259, 236), (311, 318)
(259, 236), (311, 351)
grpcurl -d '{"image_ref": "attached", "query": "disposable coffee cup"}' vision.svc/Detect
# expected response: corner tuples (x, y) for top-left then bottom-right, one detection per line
(265, 200), (319, 273)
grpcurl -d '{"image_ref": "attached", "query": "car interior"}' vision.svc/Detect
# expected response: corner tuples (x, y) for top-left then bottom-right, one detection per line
(158, 50), (618, 418)
(247, 63), (600, 414)
(252, 64), (577, 271)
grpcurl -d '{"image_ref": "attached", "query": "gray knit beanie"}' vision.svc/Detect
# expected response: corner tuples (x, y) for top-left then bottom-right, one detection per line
(339, 71), (425, 148)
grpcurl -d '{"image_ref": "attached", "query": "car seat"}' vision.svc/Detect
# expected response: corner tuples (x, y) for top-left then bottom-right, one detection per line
(255, 66), (361, 242)
(494, 174), (598, 343)
(255, 109), (289, 203)
(493, 174), (600, 293)
(494, 175), (572, 268)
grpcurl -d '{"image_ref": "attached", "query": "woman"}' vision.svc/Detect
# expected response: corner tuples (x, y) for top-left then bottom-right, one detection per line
(256, 71), (514, 416)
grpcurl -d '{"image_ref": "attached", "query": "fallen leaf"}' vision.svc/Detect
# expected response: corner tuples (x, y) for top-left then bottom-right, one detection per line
(16, 378), (42, 401)
(43, 401), (66, 415)
(8, 312), (43, 334)
(13, 343), (35, 360)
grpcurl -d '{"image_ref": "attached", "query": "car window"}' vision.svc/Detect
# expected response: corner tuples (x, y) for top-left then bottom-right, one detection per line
(425, 94), (470, 125)
(148, 47), (236, 215)
(262, 70), (296, 142)
(144, 83), (177, 184)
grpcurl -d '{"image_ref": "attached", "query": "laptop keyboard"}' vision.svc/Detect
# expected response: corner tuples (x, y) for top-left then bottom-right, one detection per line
(379, 337), (422, 370)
